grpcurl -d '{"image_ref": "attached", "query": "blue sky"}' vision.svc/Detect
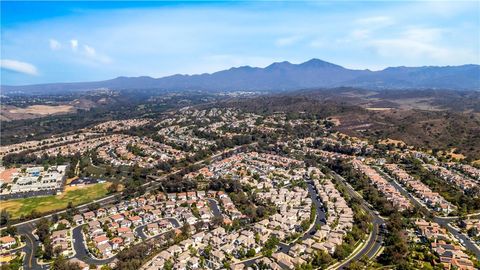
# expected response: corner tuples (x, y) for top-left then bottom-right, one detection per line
(1, 1), (479, 85)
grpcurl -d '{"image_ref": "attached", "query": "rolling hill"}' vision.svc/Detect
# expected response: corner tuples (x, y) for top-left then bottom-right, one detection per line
(2, 59), (479, 94)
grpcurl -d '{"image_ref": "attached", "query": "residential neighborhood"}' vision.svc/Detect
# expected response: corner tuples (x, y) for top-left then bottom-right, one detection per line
(1, 107), (479, 270)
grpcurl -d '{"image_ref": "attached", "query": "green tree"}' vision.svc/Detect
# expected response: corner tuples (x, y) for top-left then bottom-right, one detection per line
(50, 255), (82, 270)
(0, 209), (9, 226)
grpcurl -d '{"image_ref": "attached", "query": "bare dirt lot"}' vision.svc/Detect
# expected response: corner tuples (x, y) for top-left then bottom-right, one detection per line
(1, 105), (75, 121)
(9, 105), (74, 115)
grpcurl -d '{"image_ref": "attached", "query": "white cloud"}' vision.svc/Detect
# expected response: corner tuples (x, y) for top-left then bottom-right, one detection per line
(368, 38), (475, 64)
(0, 59), (38, 75)
(370, 39), (443, 58)
(356, 16), (393, 26)
(49, 39), (61, 50)
(82, 44), (111, 64)
(83, 45), (96, 57)
(70, 39), (78, 51)
(366, 26), (471, 63)
(402, 27), (445, 43)
(349, 16), (395, 41)
(64, 40), (112, 64)
(351, 29), (371, 39)
(309, 38), (325, 48)
(275, 36), (303, 47)
(345, 16), (395, 42)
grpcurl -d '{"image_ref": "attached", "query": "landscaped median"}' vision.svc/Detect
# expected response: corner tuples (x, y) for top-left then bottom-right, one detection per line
(326, 227), (374, 270)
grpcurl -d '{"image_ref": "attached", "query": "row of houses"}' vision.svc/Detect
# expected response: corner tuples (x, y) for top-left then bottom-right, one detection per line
(144, 185), (313, 270)
(85, 217), (137, 258)
(306, 174), (354, 255)
(88, 119), (152, 132)
(96, 135), (185, 168)
(50, 227), (74, 257)
(445, 163), (480, 181)
(415, 219), (475, 270)
(184, 152), (304, 192)
(424, 164), (477, 191)
(143, 153), (314, 269)
(383, 164), (455, 214)
(31, 134), (110, 158)
(306, 148), (353, 163)
(352, 160), (411, 211)
(0, 132), (96, 158)
(73, 191), (217, 259)
(157, 124), (217, 151)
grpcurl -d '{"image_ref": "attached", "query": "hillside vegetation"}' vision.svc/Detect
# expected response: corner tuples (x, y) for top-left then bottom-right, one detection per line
(222, 93), (480, 161)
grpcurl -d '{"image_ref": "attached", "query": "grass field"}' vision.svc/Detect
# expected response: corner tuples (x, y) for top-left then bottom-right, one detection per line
(0, 183), (111, 219)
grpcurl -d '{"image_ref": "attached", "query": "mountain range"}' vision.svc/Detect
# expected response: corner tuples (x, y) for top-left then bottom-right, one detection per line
(2, 59), (479, 94)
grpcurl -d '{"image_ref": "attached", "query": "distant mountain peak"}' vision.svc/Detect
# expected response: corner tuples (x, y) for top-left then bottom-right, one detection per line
(112, 75), (154, 80)
(229, 65), (254, 71)
(300, 58), (341, 68)
(2, 60), (478, 93)
(266, 61), (293, 69)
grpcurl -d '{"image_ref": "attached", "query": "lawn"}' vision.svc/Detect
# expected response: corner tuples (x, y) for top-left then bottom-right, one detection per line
(0, 183), (111, 219)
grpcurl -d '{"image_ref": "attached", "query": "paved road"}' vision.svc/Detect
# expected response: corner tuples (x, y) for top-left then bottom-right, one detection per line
(330, 172), (385, 269)
(135, 217), (182, 240)
(134, 224), (149, 240)
(17, 223), (49, 270)
(278, 181), (327, 254)
(71, 225), (116, 265)
(375, 167), (480, 259)
(239, 179), (329, 266)
(0, 190), (57, 200)
(71, 217), (182, 265)
(435, 220), (480, 259)
(239, 171), (384, 269)
(373, 167), (430, 214)
(303, 181), (327, 239)
(207, 198), (222, 218)
(6, 144), (252, 270)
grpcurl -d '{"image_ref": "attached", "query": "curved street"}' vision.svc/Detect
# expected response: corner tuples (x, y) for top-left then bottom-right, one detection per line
(231, 178), (330, 267)
(17, 223), (49, 270)
(71, 225), (116, 265)
(375, 166), (480, 259)
(134, 224), (149, 240)
(278, 181), (327, 254)
(5, 145), (251, 270)
(207, 198), (222, 218)
(238, 172), (385, 269)
(71, 217), (182, 265)
(134, 217), (182, 241)
(330, 172), (385, 269)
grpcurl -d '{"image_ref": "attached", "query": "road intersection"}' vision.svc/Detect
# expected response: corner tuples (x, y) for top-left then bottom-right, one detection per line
(375, 166), (480, 259)
(8, 145), (249, 270)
